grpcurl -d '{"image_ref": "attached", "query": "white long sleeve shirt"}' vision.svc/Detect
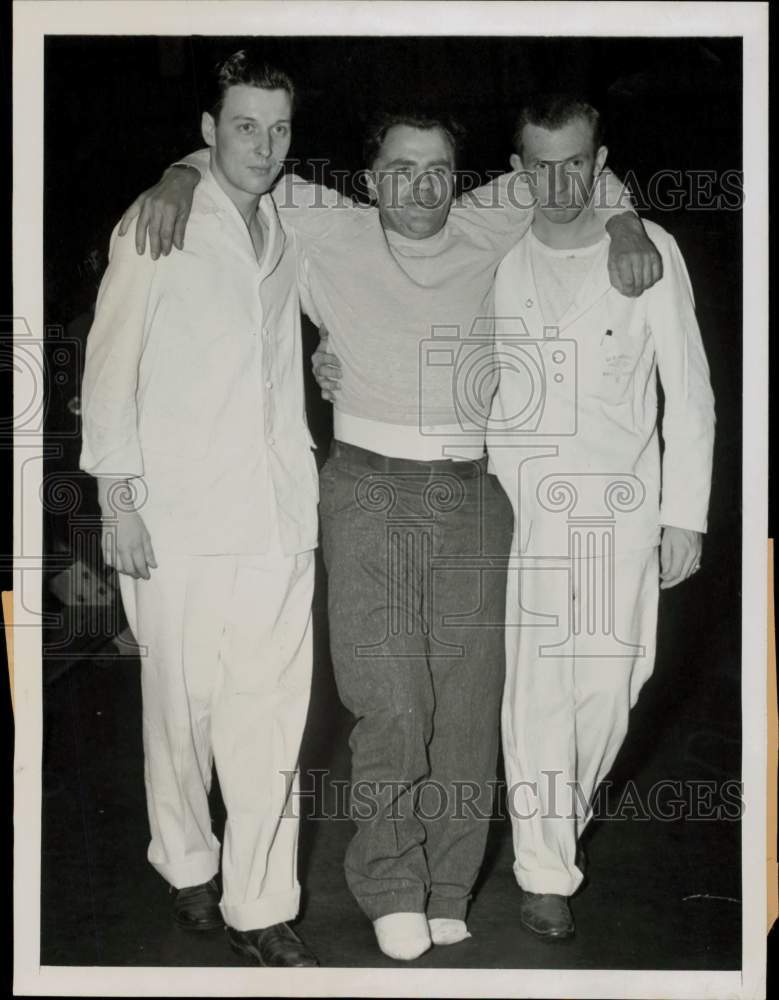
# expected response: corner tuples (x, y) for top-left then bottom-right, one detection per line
(80, 169), (319, 556)
(487, 220), (715, 555)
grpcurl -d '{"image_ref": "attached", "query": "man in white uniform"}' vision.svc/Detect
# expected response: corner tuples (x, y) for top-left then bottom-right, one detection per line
(80, 51), (320, 966)
(120, 107), (662, 962)
(487, 94), (716, 940)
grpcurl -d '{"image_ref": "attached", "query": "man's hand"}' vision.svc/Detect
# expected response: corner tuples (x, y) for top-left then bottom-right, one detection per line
(118, 165), (200, 259)
(97, 479), (157, 580)
(605, 212), (663, 297)
(659, 526), (702, 590)
(311, 326), (342, 402)
(101, 509), (158, 580)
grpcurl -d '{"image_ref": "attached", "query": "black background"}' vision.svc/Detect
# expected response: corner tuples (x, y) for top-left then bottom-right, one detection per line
(42, 33), (744, 761)
(43, 34), (742, 539)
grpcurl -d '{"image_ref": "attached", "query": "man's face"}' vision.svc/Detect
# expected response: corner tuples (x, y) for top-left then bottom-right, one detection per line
(202, 84), (292, 200)
(511, 117), (607, 224)
(369, 125), (456, 240)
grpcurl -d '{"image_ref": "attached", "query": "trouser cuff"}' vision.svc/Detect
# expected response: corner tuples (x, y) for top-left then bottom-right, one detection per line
(220, 884), (301, 932)
(514, 861), (581, 897)
(426, 897), (469, 921)
(357, 888), (428, 922)
(149, 848), (220, 890)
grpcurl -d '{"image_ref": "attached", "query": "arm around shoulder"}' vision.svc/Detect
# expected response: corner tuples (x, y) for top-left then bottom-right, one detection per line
(118, 148), (208, 257)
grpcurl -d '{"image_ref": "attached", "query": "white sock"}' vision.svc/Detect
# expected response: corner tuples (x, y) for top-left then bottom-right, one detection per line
(373, 912), (431, 961)
(428, 917), (471, 946)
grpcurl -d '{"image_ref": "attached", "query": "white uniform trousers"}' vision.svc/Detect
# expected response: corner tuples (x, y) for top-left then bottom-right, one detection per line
(502, 544), (659, 897)
(118, 542), (315, 932)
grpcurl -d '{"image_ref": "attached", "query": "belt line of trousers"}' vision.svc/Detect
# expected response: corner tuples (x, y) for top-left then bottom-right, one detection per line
(118, 541), (315, 932)
(319, 443), (513, 921)
(501, 541), (659, 897)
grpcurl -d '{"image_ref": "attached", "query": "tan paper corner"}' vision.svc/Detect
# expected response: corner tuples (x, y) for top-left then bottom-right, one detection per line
(768, 539), (777, 932)
(2, 591), (12, 716)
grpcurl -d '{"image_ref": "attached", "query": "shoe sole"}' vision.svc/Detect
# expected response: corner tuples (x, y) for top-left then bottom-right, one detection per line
(226, 930), (319, 967)
(519, 918), (575, 942)
(174, 914), (225, 932)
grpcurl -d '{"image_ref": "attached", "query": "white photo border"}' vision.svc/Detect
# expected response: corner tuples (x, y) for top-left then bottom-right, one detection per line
(12, 2), (769, 997)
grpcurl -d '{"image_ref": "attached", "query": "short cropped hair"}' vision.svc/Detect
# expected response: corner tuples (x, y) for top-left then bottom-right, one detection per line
(207, 49), (296, 122)
(362, 110), (466, 168)
(513, 93), (603, 158)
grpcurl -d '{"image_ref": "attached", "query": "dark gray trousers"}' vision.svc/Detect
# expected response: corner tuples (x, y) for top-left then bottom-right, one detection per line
(320, 440), (513, 921)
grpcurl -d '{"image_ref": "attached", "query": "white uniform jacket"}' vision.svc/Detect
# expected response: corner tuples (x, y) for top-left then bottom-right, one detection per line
(80, 169), (319, 556)
(488, 220), (715, 556)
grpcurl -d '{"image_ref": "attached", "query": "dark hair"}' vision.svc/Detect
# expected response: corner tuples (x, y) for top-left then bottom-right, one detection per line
(513, 93), (604, 157)
(362, 110), (466, 168)
(207, 49), (296, 122)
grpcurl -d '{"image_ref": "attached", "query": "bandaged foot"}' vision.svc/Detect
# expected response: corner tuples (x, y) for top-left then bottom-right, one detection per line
(373, 912), (431, 961)
(428, 917), (471, 946)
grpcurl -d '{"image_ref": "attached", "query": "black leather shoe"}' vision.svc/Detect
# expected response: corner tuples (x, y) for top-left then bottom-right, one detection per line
(519, 891), (575, 941)
(226, 922), (319, 967)
(172, 878), (223, 931)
